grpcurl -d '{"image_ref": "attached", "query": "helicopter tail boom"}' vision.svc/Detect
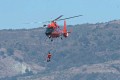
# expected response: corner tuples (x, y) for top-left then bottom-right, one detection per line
(62, 20), (71, 37)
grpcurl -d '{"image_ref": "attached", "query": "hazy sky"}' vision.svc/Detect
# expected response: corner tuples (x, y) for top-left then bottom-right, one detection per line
(0, 0), (120, 29)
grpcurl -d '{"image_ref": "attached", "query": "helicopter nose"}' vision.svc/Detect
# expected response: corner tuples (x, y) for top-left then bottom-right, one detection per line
(45, 32), (50, 36)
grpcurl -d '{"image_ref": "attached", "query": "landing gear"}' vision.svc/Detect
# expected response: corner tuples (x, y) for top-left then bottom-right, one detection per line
(51, 39), (53, 42)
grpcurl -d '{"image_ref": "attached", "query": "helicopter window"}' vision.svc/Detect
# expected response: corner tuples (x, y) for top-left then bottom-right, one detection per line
(46, 27), (54, 33)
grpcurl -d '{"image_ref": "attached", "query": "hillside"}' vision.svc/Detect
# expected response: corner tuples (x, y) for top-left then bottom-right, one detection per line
(0, 20), (120, 80)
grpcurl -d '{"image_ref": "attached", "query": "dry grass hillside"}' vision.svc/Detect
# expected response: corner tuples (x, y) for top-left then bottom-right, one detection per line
(0, 20), (120, 80)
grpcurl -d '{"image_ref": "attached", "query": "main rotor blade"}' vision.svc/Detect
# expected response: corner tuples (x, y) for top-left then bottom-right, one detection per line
(53, 15), (63, 21)
(57, 15), (83, 21)
(24, 21), (43, 24)
(24, 15), (82, 25)
(24, 19), (51, 24)
(39, 15), (63, 24)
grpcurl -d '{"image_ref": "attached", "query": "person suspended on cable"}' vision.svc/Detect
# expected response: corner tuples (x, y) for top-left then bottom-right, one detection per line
(47, 52), (52, 62)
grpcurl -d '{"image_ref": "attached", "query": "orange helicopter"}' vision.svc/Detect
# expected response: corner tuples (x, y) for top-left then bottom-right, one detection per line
(43, 15), (82, 41)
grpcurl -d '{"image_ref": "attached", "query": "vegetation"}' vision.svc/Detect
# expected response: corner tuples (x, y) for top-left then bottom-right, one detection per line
(0, 20), (120, 80)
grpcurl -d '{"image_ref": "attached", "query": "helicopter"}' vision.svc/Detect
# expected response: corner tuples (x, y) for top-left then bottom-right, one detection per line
(43, 15), (82, 41)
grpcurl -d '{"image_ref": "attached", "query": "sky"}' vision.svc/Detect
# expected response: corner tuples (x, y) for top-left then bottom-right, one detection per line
(0, 0), (120, 29)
